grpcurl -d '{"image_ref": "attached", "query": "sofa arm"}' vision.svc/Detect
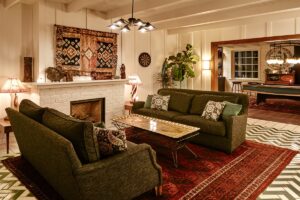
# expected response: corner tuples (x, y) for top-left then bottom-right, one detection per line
(223, 114), (248, 153)
(74, 143), (162, 200)
(132, 101), (145, 112)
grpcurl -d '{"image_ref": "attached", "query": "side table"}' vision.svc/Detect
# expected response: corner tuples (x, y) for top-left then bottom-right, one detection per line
(124, 101), (133, 114)
(0, 119), (12, 154)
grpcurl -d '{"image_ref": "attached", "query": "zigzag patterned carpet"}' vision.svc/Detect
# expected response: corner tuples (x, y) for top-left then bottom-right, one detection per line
(246, 123), (300, 200)
(0, 120), (299, 200)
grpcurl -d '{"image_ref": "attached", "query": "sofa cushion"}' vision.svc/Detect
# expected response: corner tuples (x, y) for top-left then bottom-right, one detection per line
(222, 101), (243, 119)
(19, 99), (45, 123)
(158, 90), (194, 113)
(202, 101), (226, 121)
(144, 95), (153, 108)
(173, 115), (226, 136)
(190, 94), (239, 115)
(42, 108), (99, 164)
(151, 94), (170, 111)
(94, 127), (127, 157)
(134, 108), (183, 121)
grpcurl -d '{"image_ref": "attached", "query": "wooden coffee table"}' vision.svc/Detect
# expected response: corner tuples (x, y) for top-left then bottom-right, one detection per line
(112, 114), (200, 168)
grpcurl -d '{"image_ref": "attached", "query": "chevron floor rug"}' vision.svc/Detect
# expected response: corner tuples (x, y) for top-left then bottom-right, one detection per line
(0, 119), (299, 200)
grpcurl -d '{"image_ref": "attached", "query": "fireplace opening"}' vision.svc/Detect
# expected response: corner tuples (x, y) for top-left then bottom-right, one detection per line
(70, 98), (105, 123)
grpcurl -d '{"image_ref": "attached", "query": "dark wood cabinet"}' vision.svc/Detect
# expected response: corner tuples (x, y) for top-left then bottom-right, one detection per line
(265, 71), (295, 85)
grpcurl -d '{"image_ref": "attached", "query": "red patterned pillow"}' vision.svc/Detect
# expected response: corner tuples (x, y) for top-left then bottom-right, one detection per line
(94, 127), (127, 157)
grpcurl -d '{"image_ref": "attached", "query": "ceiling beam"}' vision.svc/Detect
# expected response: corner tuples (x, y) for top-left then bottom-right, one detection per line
(168, 9), (300, 34)
(143, 0), (271, 23)
(156, 0), (300, 29)
(66, 0), (105, 13)
(105, 0), (184, 19)
(3, 0), (20, 8)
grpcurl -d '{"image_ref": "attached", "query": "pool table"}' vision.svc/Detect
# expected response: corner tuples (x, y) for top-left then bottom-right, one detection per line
(243, 84), (300, 104)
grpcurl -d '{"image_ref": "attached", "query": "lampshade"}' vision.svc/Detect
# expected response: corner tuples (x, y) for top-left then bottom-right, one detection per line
(128, 75), (142, 85)
(1, 78), (29, 93)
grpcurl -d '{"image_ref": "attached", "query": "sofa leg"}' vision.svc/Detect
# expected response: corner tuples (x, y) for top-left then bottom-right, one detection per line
(155, 185), (163, 196)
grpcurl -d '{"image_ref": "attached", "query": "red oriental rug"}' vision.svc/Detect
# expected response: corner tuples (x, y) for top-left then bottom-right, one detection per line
(1, 130), (297, 200)
(127, 128), (298, 200)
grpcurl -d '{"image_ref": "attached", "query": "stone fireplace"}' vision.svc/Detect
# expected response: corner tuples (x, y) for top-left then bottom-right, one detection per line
(70, 98), (105, 123)
(27, 79), (127, 127)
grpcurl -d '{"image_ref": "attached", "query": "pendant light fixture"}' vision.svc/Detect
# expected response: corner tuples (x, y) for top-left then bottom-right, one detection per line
(266, 43), (284, 65)
(108, 0), (155, 33)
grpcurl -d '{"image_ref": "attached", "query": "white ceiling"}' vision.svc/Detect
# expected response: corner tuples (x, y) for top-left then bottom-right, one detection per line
(3, 0), (300, 30)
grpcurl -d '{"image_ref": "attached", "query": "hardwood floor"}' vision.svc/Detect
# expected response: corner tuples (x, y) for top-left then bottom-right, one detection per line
(248, 108), (300, 126)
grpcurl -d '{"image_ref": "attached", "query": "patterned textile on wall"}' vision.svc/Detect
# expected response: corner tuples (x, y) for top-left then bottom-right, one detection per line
(62, 37), (80, 66)
(55, 25), (117, 75)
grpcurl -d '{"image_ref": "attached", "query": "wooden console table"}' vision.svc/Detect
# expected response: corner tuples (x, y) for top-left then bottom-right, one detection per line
(0, 119), (12, 154)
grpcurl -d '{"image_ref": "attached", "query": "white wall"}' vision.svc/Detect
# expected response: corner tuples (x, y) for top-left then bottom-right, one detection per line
(0, 0), (121, 118)
(0, 4), (22, 118)
(2, 2), (300, 118)
(121, 28), (168, 101)
(168, 11), (300, 91)
(36, 0), (121, 82)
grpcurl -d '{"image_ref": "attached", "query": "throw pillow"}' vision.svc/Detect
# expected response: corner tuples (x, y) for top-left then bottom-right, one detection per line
(222, 101), (243, 119)
(150, 94), (170, 111)
(144, 95), (153, 108)
(94, 127), (127, 157)
(190, 94), (239, 115)
(202, 101), (226, 121)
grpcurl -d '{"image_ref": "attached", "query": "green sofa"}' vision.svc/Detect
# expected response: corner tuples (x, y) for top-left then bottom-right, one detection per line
(132, 88), (249, 153)
(6, 100), (162, 200)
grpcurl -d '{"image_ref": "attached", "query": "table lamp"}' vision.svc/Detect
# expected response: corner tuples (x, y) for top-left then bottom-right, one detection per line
(1, 78), (29, 119)
(128, 75), (142, 102)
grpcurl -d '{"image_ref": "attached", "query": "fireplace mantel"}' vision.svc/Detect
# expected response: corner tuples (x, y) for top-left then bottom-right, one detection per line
(27, 79), (128, 89)
(27, 79), (127, 128)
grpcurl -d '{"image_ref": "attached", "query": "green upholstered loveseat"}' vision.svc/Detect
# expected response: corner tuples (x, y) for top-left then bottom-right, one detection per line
(132, 88), (249, 153)
(6, 100), (162, 200)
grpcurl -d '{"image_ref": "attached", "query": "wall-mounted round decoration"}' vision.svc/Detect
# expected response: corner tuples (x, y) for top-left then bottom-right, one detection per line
(139, 52), (151, 67)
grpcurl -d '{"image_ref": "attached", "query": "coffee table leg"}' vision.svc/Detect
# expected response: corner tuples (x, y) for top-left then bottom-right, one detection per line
(184, 144), (198, 158)
(6, 131), (9, 154)
(171, 151), (178, 168)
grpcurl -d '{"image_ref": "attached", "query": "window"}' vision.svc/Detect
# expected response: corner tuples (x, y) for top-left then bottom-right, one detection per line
(233, 50), (259, 79)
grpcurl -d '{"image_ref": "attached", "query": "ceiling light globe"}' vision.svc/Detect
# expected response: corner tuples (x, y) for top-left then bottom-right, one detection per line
(108, 24), (120, 30)
(135, 19), (144, 26)
(121, 25), (130, 32)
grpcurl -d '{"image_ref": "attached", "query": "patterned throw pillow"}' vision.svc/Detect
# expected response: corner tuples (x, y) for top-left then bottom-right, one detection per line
(202, 101), (226, 121)
(150, 94), (170, 111)
(94, 127), (127, 157)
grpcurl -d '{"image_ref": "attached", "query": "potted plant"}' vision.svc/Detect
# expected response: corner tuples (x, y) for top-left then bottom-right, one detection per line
(162, 44), (199, 88)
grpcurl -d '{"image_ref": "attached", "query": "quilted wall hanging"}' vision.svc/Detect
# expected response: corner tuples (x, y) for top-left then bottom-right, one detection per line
(55, 25), (118, 76)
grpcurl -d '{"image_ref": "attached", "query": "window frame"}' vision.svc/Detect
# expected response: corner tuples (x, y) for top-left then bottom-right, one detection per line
(231, 49), (260, 80)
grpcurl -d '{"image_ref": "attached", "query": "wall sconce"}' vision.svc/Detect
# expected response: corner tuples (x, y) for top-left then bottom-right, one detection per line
(202, 60), (211, 70)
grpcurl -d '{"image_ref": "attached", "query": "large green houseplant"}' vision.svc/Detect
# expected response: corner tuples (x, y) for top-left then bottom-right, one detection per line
(161, 44), (199, 88)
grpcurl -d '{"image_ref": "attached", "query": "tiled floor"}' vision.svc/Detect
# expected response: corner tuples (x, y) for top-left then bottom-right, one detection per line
(0, 109), (299, 199)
